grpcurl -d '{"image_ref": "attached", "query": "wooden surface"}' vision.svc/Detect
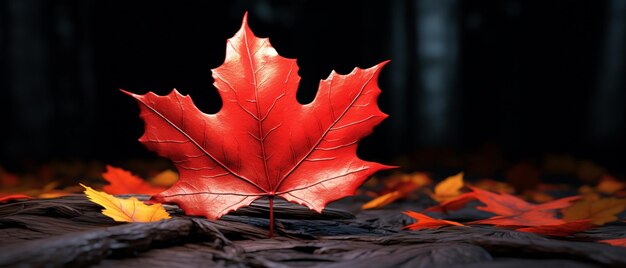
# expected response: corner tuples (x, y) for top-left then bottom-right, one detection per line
(1, 195), (626, 267)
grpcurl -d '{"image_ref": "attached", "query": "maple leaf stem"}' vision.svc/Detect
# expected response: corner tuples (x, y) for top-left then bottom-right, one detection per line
(269, 196), (274, 238)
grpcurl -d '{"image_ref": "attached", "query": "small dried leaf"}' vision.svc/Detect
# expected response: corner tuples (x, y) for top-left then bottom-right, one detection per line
(362, 172), (430, 210)
(469, 210), (565, 227)
(600, 237), (626, 247)
(380, 172), (431, 195)
(516, 220), (594, 236)
(0, 194), (33, 203)
(473, 179), (515, 194)
(562, 197), (626, 225)
(596, 176), (624, 195)
(470, 186), (579, 216)
(362, 191), (402, 210)
(431, 172), (464, 202)
(149, 169), (179, 187)
(423, 192), (476, 213)
(102, 165), (166, 195)
(403, 211), (464, 230)
(82, 184), (170, 222)
(467, 186), (579, 227)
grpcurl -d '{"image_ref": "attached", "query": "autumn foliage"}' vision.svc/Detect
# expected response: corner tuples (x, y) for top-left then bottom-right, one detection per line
(375, 172), (625, 242)
(0, 12), (624, 247)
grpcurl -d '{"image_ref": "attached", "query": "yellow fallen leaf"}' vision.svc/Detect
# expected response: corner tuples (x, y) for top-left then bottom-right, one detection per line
(431, 172), (464, 202)
(149, 169), (179, 187)
(562, 197), (626, 225)
(81, 183), (170, 222)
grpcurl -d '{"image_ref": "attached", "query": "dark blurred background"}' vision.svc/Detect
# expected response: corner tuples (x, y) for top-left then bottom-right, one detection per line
(1, 0), (624, 176)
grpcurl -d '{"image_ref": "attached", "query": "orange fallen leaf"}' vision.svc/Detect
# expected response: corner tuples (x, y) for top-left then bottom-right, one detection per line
(37, 191), (72, 199)
(423, 192), (476, 213)
(578, 185), (601, 201)
(362, 191), (403, 210)
(430, 172), (464, 202)
(516, 220), (594, 236)
(82, 183), (170, 222)
(149, 169), (179, 187)
(562, 197), (626, 225)
(380, 172), (431, 195)
(472, 179), (515, 194)
(600, 238), (626, 247)
(402, 211), (464, 230)
(596, 175), (624, 195)
(362, 172), (431, 210)
(102, 165), (166, 195)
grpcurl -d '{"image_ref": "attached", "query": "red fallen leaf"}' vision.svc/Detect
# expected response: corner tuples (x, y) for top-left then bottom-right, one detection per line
(469, 210), (566, 227)
(469, 186), (580, 216)
(403, 211), (464, 230)
(102, 165), (166, 195)
(466, 186), (580, 227)
(423, 192), (476, 213)
(600, 237), (626, 247)
(123, 13), (393, 237)
(0, 194), (34, 203)
(516, 220), (594, 236)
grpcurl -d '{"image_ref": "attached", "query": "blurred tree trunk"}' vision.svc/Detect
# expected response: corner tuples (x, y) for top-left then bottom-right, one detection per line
(388, 0), (459, 153)
(590, 0), (625, 149)
(5, 0), (53, 161)
(415, 0), (459, 147)
(3, 0), (96, 163)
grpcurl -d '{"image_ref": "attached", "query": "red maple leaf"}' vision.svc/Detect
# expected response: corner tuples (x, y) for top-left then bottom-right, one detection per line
(123, 13), (393, 236)
(600, 237), (626, 247)
(0, 194), (33, 203)
(423, 192), (476, 213)
(469, 186), (580, 216)
(469, 210), (566, 227)
(467, 186), (580, 227)
(102, 165), (166, 195)
(516, 220), (594, 237)
(403, 211), (464, 230)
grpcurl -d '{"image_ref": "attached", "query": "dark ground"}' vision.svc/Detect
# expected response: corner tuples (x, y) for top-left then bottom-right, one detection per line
(1, 195), (626, 267)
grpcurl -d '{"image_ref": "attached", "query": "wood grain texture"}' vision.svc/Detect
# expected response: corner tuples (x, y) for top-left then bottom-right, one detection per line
(1, 195), (626, 267)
